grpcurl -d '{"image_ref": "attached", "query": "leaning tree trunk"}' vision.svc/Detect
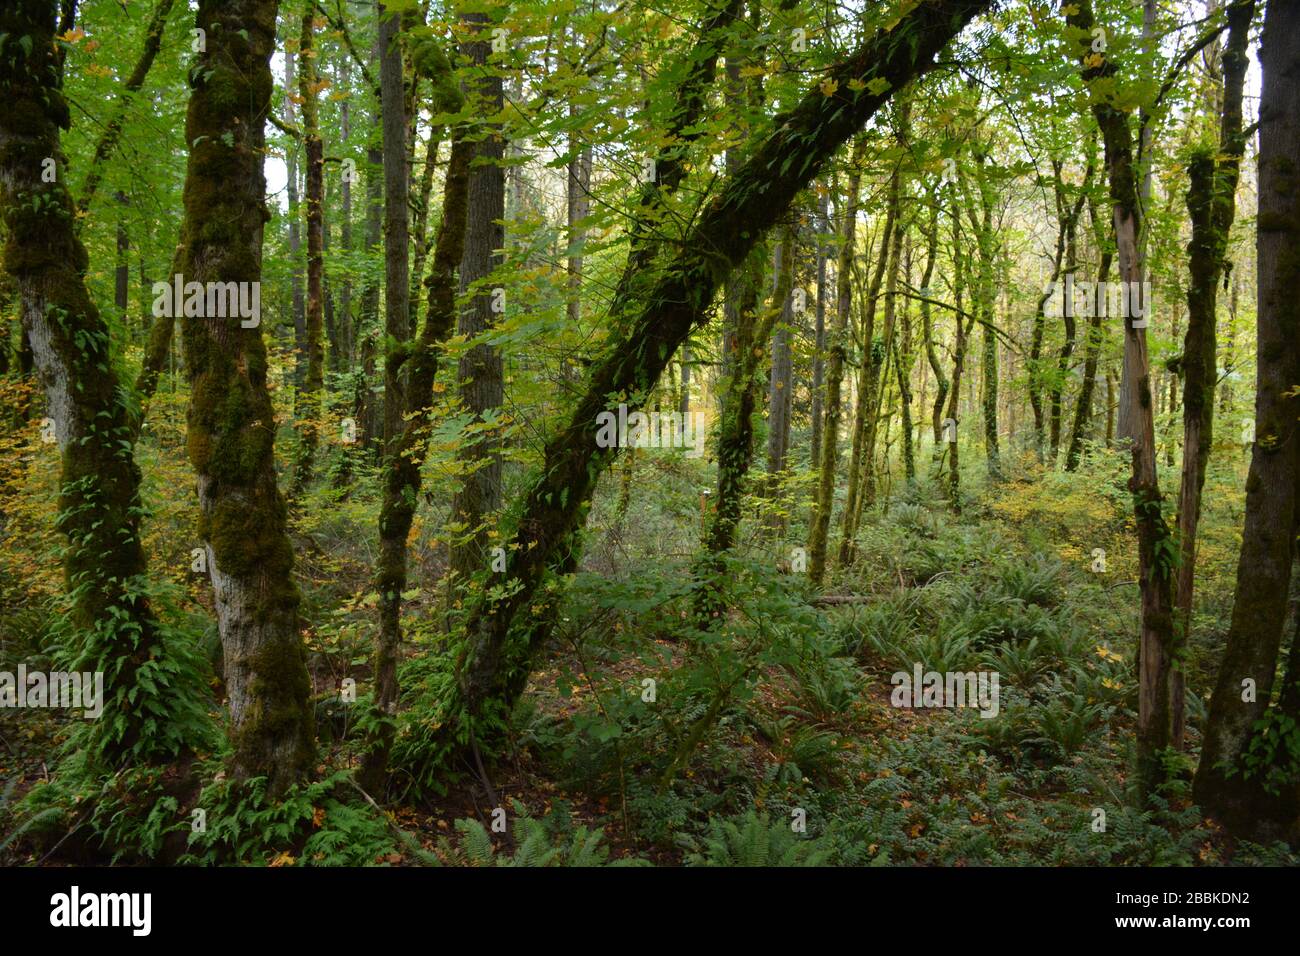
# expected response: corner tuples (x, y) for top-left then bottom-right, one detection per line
(1194, 0), (1300, 842)
(1067, 0), (1177, 800)
(173, 0), (314, 794)
(1172, 0), (1253, 751)
(448, 0), (991, 743)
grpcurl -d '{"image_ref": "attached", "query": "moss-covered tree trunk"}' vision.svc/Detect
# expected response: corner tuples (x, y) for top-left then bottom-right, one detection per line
(1064, 197), (1112, 472)
(808, 145), (866, 587)
(810, 192), (830, 470)
(919, 204), (946, 451)
(362, 128), (472, 790)
(0, 0), (173, 764)
(174, 0), (313, 794)
(694, 227), (794, 618)
(448, 0), (990, 742)
(1067, 0), (1176, 799)
(858, 151), (909, 517)
(838, 175), (895, 564)
(1173, 0), (1252, 750)
(1194, 0), (1300, 842)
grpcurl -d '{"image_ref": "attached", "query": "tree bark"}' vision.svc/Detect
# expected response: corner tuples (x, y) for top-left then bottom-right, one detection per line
(448, 9), (506, 586)
(173, 0), (314, 794)
(293, 11), (325, 494)
(1172, 0), (1253, 751)
(0, 0), (192, 766)
(1067, 0), (1177, 799)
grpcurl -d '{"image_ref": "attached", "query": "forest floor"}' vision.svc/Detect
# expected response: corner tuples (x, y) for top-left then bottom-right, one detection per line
(2, 389), (1296, 865)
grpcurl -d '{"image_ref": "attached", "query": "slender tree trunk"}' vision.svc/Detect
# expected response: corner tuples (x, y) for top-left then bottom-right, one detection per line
(695, 227), (794, 618)
(448, 10), (506, 586)
(764, 236), (795, 522)
(285, 47), (306, 394)
(838, 181), (895, 564)
(293, 11), (325, 495)
(1173, 0), (1253, 751)
(809, 146), (865, 586)
(1068, 0), (1177, 799)
(362, 129), (473, 790)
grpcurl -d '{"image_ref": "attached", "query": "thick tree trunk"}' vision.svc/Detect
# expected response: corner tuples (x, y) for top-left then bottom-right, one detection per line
(449, 0), (990, 739)
(173, 0), (314, 794)
(1194, 0), (1300, 842)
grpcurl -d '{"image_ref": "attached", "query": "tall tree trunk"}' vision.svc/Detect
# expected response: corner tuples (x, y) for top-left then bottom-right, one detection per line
(945, 209), (973, 511)
(174, 0), (314, 794)
(808, 145), (866, 586)
(363, 129), (473, 790)
(858, 154), (909, 516)
(695, 226), (794, 618)
(448, 9), (506, 586)
(1172, 0), (1253, 751)
(919, 203), (946, 451)
(764, 235), (795, 524)
(894, 235), (916, 486)
(449, 0), (990, 740)
(285, 47), (306, 393)
(1194, 0), (1300, 842)
(293, 11), (325, 495)
(357, 33), (385, 458)
(838, 178), (895, 564)
(1067, 0), (1177, 799)
(1065, 195), (1112, 472)
(810, 190), (830, 469)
